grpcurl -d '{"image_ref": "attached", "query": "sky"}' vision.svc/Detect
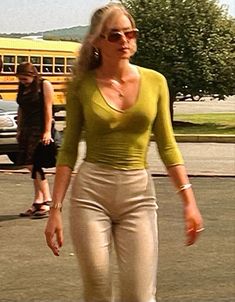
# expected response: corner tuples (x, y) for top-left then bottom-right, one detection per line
(1, 0), (234, 34)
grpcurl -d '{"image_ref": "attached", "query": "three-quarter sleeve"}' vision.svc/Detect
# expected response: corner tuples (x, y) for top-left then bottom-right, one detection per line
(152, 75), (184, 167)
(56, 79), (84, 169)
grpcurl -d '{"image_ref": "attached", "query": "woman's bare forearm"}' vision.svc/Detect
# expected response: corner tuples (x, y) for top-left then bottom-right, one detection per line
(167, 164), (204, 245)
(51, 165), (73, 206)
(43, 80), (54, 134)
(167, 164), (196, 205)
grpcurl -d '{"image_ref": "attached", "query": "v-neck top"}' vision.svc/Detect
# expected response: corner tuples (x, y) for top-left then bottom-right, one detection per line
(57, 66), (183, 170)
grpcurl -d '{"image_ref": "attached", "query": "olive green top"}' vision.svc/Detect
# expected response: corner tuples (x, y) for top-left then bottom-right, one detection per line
(57, 66), (184, 170)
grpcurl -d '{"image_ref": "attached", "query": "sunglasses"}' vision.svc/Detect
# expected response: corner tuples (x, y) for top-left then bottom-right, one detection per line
(101, 28), (139, 43)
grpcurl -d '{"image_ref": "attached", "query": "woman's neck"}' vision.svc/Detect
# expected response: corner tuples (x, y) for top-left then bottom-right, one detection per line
(96, 61), (136, 83)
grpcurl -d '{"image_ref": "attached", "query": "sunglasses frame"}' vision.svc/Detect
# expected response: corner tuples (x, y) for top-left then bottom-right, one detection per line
(100, 28), (139, 43)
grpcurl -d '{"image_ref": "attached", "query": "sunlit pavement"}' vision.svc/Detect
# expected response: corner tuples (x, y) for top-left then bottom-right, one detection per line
(0, 174), (234, 302)
(1, 141), (235, 176)
(0, 99), (234, 301)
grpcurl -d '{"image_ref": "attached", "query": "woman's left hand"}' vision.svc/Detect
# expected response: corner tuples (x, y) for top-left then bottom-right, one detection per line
(42, 131), (52, 145)
(184, 202), (204, 246)
(45, 210), (63, 256)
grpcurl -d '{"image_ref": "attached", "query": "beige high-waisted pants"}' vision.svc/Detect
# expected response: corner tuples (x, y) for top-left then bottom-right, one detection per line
(70, 161), (158, 302)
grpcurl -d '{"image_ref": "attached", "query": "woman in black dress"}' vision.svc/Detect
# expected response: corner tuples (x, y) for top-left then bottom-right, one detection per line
(16, 62), (53, 218)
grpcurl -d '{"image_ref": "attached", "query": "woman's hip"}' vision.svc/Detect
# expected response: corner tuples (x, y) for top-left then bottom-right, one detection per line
(70, 161), (158, 216)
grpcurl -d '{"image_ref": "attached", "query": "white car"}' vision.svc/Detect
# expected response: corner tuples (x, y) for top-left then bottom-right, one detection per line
(0, 100), (19, 163)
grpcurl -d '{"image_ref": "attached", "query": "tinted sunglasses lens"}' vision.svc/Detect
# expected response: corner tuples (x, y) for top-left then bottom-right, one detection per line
(125, 30), (138, 39)
(108, 32), (122, 42)
(107, 29), (138, 42)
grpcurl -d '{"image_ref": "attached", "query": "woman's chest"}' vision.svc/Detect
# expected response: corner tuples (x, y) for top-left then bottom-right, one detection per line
(99, 79), (140, 112)
(83, 86), (159, 133)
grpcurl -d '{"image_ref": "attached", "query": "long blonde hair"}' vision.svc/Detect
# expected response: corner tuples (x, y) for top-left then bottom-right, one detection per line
(75, 3), (136, 77)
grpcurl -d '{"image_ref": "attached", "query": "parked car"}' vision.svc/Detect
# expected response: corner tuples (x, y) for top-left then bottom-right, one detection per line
(175, 92), (193, 102)
(211, 94), (227, 101)
(0, 100), (19, 163)
(175, 89), (207, 102)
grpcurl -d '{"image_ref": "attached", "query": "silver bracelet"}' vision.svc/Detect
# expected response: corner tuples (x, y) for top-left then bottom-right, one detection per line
(176, 183), (192, 194)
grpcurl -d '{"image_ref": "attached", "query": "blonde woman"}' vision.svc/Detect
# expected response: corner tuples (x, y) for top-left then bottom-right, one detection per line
(45, 3), (203, 301)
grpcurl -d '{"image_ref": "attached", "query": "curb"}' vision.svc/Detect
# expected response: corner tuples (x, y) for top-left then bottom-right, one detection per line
(0, 169), (234, 178)
(151, 172), (235, 178)
(175, 134), (235, 143)
(149, 134), (235, 143)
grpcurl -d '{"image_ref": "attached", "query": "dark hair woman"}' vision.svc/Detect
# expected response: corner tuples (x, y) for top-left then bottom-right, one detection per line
(16, 62), (54, 218)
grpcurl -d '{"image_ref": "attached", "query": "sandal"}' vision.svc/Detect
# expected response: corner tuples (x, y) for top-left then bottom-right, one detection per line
(19, 202), (44, 217)
(31, 201), (50, 219)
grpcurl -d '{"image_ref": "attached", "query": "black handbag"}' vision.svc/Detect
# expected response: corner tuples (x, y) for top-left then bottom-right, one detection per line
(31, 140), (57, 179)
(33, 141), (57, 168)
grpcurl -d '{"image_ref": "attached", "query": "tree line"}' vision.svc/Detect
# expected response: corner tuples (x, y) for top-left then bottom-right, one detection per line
(121, 0), (235, 105)
(2, 0), (234, 106)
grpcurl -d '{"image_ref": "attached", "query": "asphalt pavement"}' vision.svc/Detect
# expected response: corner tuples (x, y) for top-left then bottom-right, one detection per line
(0, 98), (234, 302)
(0, 174), (234, 302)
(0, 141), (234, 177)
(0, 142), (235, 302)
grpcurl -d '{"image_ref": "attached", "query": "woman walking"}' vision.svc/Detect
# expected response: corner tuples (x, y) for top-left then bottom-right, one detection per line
(16, 62), (53, 218)
(45, 3), (203, 301)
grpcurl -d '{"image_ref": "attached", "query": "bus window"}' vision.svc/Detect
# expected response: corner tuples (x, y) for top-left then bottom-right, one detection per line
(55, 57), (65, 73)
(3, 55), (15, 73)
(42, 57), (53, 73)
(30, 56), (41, 72)
(0, 37), (80, 104)
(66, 57), (75, 73)
(17, 56), (28, 64)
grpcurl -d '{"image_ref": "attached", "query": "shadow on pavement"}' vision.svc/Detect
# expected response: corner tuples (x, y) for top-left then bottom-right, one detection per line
(0, 214), (21, 222)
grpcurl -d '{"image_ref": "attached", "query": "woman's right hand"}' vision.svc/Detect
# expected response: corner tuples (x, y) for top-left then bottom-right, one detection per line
(45, 210), (63, 256)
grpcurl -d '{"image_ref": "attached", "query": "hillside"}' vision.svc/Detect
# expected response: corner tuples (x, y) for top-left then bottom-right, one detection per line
(0, 25), (89, 42)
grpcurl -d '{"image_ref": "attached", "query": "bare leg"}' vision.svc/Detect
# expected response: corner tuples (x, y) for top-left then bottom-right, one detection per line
(33, 178), (44, 202)
(19, 166), (51, 216)
(27, 165), (51, 202)
(34, 176), (52, 202)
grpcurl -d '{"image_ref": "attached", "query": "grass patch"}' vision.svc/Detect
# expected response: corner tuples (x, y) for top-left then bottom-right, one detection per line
(173, 113), (235, 134)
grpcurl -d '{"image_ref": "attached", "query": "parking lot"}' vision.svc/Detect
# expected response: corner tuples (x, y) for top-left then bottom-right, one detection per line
(1, 96), (234, 164)
(0, 97), (234, 302)
(0, 174), (234, 302)
(174, 96), (235, 114)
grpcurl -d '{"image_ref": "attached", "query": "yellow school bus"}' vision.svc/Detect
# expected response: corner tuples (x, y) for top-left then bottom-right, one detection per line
(0, 37), (80, 109)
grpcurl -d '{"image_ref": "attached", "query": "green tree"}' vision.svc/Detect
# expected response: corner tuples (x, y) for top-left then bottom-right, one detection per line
(121, 0), (235, 118)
